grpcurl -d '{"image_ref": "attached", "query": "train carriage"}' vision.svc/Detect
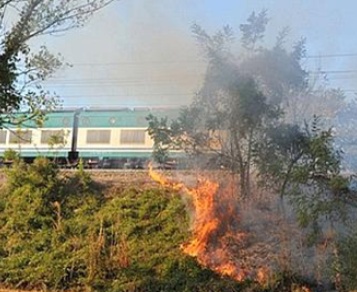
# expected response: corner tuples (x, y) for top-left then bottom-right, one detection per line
(0, 107), (180, 168)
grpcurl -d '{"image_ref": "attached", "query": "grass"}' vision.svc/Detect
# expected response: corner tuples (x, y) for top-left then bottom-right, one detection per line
(0, 161), (244, 291)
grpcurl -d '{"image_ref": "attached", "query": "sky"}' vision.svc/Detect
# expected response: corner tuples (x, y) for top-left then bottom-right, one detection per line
(37, 0), (357, 108)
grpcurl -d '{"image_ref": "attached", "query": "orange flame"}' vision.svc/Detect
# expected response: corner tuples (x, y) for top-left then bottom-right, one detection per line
(148, 165), (266, 283)
(183, 179), (219, 257)
(148, 163), (184, 191)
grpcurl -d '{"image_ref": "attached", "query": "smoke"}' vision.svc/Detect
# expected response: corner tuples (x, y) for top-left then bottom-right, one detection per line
(42, 0), (206, 108)
(30, 0), (357, 108)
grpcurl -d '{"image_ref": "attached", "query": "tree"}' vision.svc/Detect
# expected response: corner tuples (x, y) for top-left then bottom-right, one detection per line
(148, 24), (280, 197)
(147, 10), (349, 198)
(0, 0), (115, 127)
(240, 9), (269, 52)
(147, 11), (357, 287)
(240, 37), (308, 106)
(238, 10), (346, 126)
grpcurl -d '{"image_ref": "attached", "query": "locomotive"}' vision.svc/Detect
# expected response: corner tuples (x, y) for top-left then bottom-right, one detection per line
(0, 107), (180, 169)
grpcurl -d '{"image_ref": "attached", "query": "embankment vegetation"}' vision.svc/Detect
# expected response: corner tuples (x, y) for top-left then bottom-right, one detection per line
(0, 158), (247, 292)
(1, 158), (357, 291)
(146, 9), (357, 291)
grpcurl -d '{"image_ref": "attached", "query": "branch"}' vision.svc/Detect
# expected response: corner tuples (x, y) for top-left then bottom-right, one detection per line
(24, 0), (116, 41)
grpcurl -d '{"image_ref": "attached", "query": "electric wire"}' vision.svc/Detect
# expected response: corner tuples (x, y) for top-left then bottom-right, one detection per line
(30, 53), (357, 101)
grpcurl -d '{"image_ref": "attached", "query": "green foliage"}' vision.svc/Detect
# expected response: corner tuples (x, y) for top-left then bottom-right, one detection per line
(240, 9), (269, 51)
(288, 120), (350, 233)
(146, 114), (172, 163)
(241, 45), (308, 105)
(147, 10), (356, 290)
(148, 51), (280, 197)
(337, 228), (357, 290)
(147, 10), (312, 198)
(191, 23), (234, 61)
(95, 188), (243, 291)
(0, 158), (244, 291)
(0, 0), (114, 127)
(256, 117), (357, 289)
(258, 117), (353, 240)
(0, 157), (101, 290)
(255, 125), (300, 193)
(2, 148), (20, 162)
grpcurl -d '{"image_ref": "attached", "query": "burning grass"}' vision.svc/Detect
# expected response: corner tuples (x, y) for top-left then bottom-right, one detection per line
(148, 166), (320, 290)
(149, 167), (254, 281)
(0, 161), (244, 292)
(0, 160), (341, 291)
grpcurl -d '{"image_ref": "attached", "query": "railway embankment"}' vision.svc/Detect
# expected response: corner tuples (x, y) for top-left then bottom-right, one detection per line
(0, 163), (246, 292)
(0, 163), (344, 291)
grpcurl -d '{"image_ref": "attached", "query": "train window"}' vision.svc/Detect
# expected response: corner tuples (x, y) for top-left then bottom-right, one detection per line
(86, 130), (111, 144)
(41, 130), (65, 144)
(0, 130), (6, 144)
(9, 130), (32, 144)
(120, 130), (145, 144)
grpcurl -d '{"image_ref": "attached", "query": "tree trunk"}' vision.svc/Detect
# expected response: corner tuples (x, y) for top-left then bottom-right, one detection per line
(240, 167), (249, 198)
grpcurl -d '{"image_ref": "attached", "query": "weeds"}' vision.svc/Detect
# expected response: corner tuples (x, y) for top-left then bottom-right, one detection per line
(0, 158), (243, 291)
(1, 157), (351, 291)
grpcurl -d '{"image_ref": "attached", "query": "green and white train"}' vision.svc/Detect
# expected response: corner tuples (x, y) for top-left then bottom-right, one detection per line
(0, 107), (179, 168)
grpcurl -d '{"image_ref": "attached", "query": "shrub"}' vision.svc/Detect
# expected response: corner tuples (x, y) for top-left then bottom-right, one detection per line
(0, 159), (243, 291)
(337, 228), (357, 290)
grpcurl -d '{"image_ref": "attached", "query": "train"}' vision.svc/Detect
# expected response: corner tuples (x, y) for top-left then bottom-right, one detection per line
(0, 107), (181, 169)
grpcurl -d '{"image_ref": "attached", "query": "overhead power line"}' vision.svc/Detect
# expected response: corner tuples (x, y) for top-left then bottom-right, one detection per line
(63, 53), (357, 67)
(67, 60), (207, 67)
(44, 76), (202, 83)
(304, 53), (357, 59)
(59, 93), (194, 98)
(64, 53), (357, 66)
(310, 70), (357, 74)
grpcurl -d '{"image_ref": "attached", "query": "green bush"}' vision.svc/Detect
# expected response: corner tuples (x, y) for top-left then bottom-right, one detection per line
(337, 228), (357, 290)
(0, 158), (243, 291)
(0, 158), (102, 290)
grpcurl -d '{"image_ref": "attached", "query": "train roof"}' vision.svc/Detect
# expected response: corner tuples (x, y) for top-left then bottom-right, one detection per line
(4, 107), (181, 129)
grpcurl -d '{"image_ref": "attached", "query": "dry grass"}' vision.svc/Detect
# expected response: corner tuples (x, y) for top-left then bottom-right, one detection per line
(0, 288), (55, 292)
(0, 169), (335, 290)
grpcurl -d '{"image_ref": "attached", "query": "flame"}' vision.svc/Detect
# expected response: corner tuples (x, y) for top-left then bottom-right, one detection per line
(257, 267), (270, 284)
(182, 179), (219, 257)
(148, 163), (184, 191)
(148, 165), (265, 283)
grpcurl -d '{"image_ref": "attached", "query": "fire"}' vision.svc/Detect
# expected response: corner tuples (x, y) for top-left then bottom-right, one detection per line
(148, 165), (272, 283)
(182, 179), (219, 257)
(148, 163), (184, 191)
(256, 267), (270, 284)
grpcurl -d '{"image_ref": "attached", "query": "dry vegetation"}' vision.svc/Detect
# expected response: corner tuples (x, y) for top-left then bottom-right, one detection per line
(0, 166), (355, 291)
(0, 165), (244, 292)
